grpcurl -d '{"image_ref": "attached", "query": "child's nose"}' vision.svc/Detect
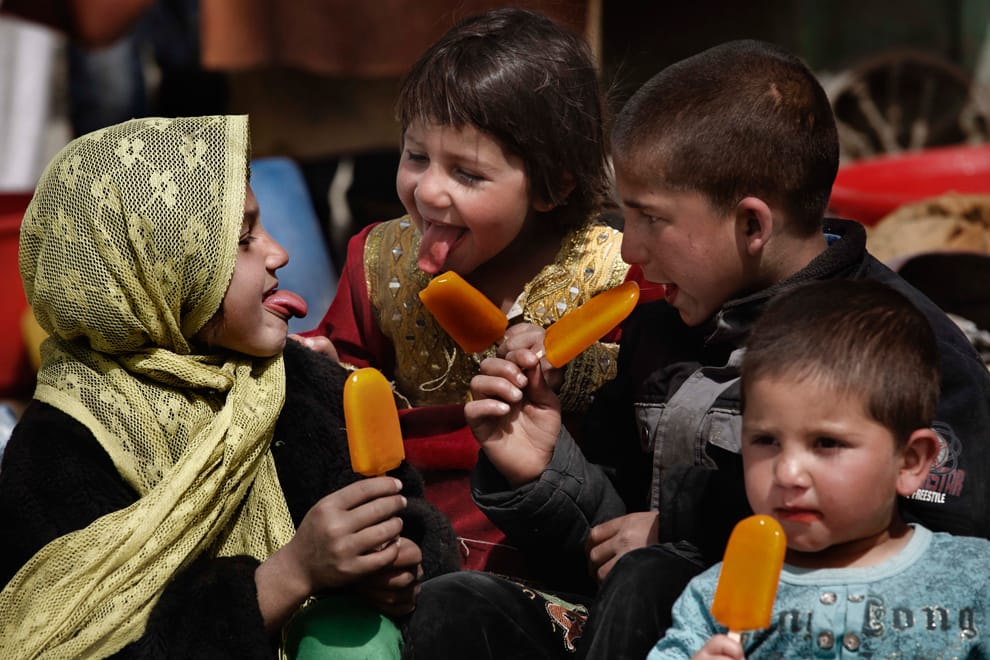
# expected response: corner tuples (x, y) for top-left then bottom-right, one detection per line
(267, 237), (289, 271)
(773, 453), (810, 488)
(415, 167), (450, 209)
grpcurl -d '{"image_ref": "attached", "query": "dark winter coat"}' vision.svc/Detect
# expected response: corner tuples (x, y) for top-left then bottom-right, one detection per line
(0, 340), (459, 658)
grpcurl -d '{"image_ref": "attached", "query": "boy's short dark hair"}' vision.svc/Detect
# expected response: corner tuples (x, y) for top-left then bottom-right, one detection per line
(612, 39), (838, 235)
(397, 7), (609, 227)
(741, 279), (939, 445)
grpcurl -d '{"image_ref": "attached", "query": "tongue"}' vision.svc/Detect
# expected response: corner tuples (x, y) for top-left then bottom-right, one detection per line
(264, 290), (309, 319)
(418, 223), (464, 274)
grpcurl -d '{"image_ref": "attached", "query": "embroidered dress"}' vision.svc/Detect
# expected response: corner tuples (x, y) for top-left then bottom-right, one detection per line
(305, 213), (631, 575)
(363, 216), (628, 411)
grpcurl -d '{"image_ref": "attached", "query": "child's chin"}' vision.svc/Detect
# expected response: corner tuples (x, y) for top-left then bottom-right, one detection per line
(783, 537), (832, 558)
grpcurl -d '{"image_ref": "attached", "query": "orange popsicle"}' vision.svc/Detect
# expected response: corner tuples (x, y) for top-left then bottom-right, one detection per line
(419, 271), (509, 354)
(710, 514), (786, 638)
(542, 280), (640, 367)
(343, 367), (406, 476)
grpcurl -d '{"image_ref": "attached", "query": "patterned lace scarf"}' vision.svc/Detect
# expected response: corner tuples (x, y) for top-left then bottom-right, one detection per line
(1, 115), (295, 657)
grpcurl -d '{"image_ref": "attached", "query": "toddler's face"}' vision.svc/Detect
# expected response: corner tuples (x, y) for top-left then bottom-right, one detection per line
(195, 185), (305, 357)
(741, 373), (908, 567)
(397, 119), (534, 276)
(613, 163), (743, 327)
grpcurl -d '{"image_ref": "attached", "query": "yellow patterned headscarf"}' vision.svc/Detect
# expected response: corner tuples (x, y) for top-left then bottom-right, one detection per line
(2, 116), (296, 658)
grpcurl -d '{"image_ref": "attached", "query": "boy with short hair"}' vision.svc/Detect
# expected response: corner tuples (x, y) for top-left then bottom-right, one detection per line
(402, 40), (990, 660)
(650, 278), (990, 658)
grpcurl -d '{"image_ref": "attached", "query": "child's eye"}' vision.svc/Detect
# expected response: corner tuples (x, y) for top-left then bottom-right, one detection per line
(815, 436), (845, 450)
(239, 233), (256, 247)
(747, 434), (777, 447)
(456, 168), (484, 184)
(405, 150), (428, 163)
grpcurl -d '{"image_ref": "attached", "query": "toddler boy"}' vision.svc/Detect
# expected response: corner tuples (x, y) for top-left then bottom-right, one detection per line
(650, 279), (990, 658)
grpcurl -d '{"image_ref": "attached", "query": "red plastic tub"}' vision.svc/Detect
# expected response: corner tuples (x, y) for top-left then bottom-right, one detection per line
(828, 143), (990, 226)
(1, 193), (34, 397)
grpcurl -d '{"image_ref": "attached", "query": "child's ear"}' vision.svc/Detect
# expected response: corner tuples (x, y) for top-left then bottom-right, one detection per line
(533, 174), (576, 212)
(895, 428), (940, 497)
(734, 196), (774, 256)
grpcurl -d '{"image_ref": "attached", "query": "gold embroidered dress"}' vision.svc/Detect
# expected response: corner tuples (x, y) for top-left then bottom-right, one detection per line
(303, 213), (628, 574)
(361, 215), (629, 412)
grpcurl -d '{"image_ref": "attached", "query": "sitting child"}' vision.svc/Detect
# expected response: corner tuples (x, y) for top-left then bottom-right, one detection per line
(650, 279), (990, 658)
(0, 115), (457, 658)
(300, 8), (635, 578)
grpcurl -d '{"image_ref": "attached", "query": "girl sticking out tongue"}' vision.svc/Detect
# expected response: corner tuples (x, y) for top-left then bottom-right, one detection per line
(298, 8), (641, 582)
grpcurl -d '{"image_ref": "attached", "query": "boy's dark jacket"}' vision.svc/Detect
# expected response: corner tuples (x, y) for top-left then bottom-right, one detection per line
(0, 340), (459, 659)
(472, 218), (990, 584)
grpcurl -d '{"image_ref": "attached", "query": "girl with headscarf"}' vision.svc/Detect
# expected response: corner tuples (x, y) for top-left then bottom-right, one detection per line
(0, 115), (458, 659)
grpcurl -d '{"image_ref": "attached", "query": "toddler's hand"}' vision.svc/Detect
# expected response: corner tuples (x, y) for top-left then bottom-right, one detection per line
(692, 634), (744, 659)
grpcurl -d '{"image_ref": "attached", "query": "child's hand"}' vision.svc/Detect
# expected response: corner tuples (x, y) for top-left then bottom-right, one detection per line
(286, 477), (407, 592)
(355, 536), (424, 618)
(290, 334), (339, 362)
(692, 634), (744, 659)
(256, 477), (407, 632)
(465, 356), (561, 487)
(497, 323), (563, 392)
(586, 511), (659, 584)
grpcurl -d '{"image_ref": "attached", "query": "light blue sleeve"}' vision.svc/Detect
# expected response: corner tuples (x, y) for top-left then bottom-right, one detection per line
(648, 570), (722, 659)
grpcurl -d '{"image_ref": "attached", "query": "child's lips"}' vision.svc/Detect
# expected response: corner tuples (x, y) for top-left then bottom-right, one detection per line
(663, 283), (677, 304)
(775, 507), (821, 524)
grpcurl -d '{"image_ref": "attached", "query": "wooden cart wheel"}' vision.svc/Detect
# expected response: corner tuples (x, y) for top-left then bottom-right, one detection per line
(824, 49), (990, 162)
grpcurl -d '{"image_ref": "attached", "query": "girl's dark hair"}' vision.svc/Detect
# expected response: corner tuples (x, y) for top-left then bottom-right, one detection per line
(741, 279), (940, 446)
(612, 39), (838, 235)
(398, 8), (609, 226)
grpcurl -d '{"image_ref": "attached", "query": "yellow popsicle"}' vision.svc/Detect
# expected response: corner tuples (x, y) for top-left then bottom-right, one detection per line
(419, 271), (509, 354)
(343, 367), (406, 476)
(542, 280), (640, 367)
(710, 514), (786, 636)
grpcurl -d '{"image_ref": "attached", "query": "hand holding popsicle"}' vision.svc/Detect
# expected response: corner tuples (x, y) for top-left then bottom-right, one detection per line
(344, 368), (406, 476)
(465, 352), (562, 487)
(711, 514), (786, 641)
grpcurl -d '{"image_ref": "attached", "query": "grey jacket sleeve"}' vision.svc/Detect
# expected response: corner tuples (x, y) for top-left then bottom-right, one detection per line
(470, 427), (627, 555)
